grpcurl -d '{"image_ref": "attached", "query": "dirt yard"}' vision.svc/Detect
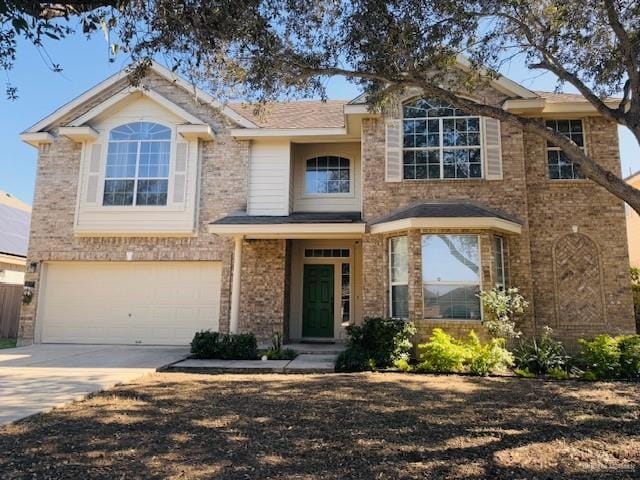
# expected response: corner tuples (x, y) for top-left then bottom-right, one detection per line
(1, 373), (639, 479)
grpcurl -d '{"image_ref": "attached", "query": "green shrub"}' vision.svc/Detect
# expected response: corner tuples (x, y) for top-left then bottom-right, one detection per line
(416, 328), (467, 373)
(514, 327), (569, 374)
(578, 334), (621, 379)
(618, 335), (640, 378)
(393, 358), (412, 372)
(514, 368), (535, 378)
(548, 367), (570, 380)
(190, 331), (257, 360)
(416, 329), (512, 376)
(335, 317), (416, 372)
(336, 347), (371, 372)
(263, 332), (297, 360)
(465, 331), (513, 376)
(190, 330), (221, 358)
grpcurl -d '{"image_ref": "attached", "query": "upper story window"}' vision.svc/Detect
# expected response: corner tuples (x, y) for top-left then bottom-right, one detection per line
(546, 119), (585, 180)
(304, 156), (351, 194)
(103, 122), (171, 206)
(403, 98), (482, 180)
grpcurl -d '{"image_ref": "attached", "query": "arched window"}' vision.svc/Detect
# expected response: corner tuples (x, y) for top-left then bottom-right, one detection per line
(304, 155), (350, 194)
(103, 122), (172, 206)
(403, 98), (482, 180)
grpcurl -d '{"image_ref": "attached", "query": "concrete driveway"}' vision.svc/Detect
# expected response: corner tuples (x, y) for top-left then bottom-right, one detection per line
(0, 344), (188, 425)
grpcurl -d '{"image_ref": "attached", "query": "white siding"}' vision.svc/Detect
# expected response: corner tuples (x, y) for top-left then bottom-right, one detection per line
(292, 142), (361, 212)
(74, 96), (200, 236)
(247, 140), (291, 216)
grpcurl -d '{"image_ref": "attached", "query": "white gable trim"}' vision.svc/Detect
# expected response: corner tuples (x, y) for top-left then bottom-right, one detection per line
(69, 87), (205, 127)
(22, 61), (258, 134)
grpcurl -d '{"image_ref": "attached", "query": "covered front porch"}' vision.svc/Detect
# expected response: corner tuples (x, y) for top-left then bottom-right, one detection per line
(209, 212), (365, 343)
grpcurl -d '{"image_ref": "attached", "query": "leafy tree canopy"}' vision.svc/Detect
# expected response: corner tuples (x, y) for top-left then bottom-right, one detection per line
(3, 0), (640, 211)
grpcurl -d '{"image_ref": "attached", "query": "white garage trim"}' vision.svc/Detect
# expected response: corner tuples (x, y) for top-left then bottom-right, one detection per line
(37, 261), (221, 345)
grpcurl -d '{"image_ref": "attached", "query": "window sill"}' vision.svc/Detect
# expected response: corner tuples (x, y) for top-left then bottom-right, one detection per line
(401, 178), (487, 183)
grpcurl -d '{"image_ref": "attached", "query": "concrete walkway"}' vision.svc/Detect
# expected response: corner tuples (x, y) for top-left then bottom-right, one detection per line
(168, 353), (339, 374)
(0, 344), (188, 425)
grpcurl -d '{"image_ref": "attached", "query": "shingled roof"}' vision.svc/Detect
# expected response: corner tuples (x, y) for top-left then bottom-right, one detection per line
(228, 100), (347, 129)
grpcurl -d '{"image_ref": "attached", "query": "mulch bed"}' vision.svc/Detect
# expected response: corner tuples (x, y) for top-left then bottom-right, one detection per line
(1, 373), (639, 479)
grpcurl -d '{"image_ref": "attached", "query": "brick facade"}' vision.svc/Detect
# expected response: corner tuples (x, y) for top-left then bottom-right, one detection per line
(18, 72), (249, 345)
(360, 102), (635, 348)
(18, 72), (636, 348)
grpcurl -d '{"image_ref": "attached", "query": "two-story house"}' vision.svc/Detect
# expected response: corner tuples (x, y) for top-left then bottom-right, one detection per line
(17, 61), (636, 347)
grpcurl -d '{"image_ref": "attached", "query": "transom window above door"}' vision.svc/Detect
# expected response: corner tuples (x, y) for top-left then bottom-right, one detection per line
(403, 98), (482, 180)
(305, 156), (351, 194)
(103, 122), (171, 206)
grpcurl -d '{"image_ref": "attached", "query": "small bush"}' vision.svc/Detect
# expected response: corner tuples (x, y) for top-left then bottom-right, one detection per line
(416, 328), (512, 376)
(336, 347), (371, 372)
(514, 327), (569, 374)
(266, 348), (297, 360)
(514, 368), (535, 378)
(190, 330), (257, 360)
(416, 329), (467, 373)
(335, 317), (416, 372)
(578, 334), (621, 379)
(393, 358), (412, 372)
(465, 332), (513, 376)
(477, 287), (528, 340)
(619, 335), (640, 378)
(190, 330), (221, 358)
(548, 367), (570, 380)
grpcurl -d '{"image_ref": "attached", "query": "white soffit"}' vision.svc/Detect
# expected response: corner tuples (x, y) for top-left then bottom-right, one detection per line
(370, 217), (522, 235)
(19, 132), (54, 147)
(58, 126), (99, 142)
(177, 124), (215, 141)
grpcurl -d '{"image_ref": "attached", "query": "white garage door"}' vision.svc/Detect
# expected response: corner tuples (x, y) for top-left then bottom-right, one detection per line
(39, 262), (221, 345)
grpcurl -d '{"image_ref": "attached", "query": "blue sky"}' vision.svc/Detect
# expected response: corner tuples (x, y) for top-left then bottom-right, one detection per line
(1, 32), (639, 205)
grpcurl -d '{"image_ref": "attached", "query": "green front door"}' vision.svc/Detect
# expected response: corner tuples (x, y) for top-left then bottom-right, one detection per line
(302, 264), (334, 338)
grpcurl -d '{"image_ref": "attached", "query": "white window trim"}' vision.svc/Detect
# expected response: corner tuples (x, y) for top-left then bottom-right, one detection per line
(402, 114), (484, 181)
(421, 234), (483, 322)
(99, 121), (177, 210)
(546, 118), (588, 181)
(388, 236), (409, 319)
(301, 154), (355, 198)
(494, 235), (506, 289)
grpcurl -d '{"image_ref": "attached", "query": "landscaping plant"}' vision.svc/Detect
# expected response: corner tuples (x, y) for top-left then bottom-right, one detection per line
(477, 287), (528, 341)
(191, 331), (258, 360)
(416, 328), (513, 376)
(578, 334), (622, 380)
(416, 328), (467, 373)
(335, 317), (416, 372)
(265, 332), (297, 360)
(513, 326), (569, 375)
(578, 334), (640, 380)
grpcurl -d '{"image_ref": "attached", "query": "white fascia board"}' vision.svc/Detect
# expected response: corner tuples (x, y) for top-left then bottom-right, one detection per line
(369, 217), (522, 235)
(20, 132), (54, 147)
(504, 98), (621, 115)
(58, 126), (99, 142)
(208, 222), (366, 238)
(23, 61), (258, 134)
(0, 253), (27, 266)
(230, 127), (347, 138)
(344, 104), (379, 115)
(177, 124), (215, 141)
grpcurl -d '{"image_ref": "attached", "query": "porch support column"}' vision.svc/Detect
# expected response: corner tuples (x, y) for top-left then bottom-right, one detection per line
(229, 235), (243, 334)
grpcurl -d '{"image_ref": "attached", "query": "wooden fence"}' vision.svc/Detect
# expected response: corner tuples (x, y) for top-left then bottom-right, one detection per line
(0, 284), (22, 339)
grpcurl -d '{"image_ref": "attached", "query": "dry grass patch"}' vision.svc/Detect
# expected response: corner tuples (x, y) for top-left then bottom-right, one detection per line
(1, 373), (639, 479)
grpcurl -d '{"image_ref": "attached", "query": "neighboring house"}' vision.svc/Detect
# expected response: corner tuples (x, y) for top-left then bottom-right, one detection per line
(627, 171), (640, 268)
(0, 191), (31, 285)
(17, 61), (635, 347)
